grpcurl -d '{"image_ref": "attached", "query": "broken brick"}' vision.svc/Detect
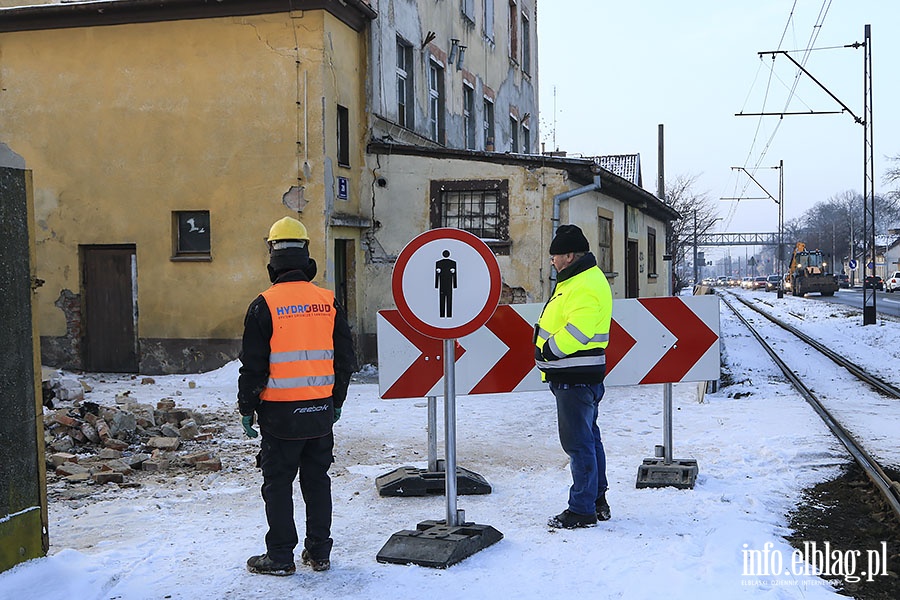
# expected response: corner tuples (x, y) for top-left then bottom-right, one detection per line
(93, 472), (124, 484)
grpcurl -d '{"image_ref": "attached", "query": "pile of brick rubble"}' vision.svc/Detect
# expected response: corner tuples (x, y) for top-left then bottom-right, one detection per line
(43, 373), (224, 490)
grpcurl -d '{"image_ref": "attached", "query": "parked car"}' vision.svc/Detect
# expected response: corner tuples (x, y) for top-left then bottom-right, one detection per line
(864, 275), (883, 290)
(885, 271), (900, 292)
(765, 274), (782, 292)
(834, 274), (850, 289)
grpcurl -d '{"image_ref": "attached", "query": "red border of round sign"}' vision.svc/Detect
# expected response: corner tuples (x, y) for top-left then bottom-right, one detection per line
(392, 228), (501, 339)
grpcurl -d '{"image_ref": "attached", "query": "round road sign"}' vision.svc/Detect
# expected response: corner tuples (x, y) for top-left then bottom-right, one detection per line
(392, 228), (501, 339)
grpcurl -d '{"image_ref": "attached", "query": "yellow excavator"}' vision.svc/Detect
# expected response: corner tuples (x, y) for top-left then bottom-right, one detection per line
(785, 242), (838, 297)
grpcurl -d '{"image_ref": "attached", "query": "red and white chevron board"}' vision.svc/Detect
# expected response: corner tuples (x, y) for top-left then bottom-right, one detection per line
(377, 295), (720, 399)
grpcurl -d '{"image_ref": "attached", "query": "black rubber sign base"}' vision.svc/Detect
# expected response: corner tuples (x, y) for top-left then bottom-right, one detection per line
(376, 466), (491, 497)
(376, 520), (503, 568)
(635, 458), (699, 490)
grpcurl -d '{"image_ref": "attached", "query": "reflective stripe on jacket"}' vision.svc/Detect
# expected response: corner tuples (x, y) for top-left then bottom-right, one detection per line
(260, 281), (336, 402)
(535, 254), (612, 384)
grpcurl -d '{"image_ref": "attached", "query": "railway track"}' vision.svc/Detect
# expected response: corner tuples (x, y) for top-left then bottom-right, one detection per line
(718, 290), (900, 524)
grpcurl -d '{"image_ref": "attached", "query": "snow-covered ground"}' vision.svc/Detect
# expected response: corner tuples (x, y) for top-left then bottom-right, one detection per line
(1, 288), (896, 599)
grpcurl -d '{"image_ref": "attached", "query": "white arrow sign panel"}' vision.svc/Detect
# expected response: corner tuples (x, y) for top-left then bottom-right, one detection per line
(378, 296), (721, 398)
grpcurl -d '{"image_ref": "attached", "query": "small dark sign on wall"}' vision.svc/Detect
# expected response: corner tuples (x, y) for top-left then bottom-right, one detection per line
(338, 177), (349, 200)
(174, 210), (210, 257)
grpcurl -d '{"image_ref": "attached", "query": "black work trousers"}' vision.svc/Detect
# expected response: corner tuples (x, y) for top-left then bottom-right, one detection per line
(259, 431), (334, 563)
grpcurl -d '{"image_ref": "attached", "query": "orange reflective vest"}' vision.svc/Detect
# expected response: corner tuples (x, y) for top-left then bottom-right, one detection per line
(259, 281), (336, 402)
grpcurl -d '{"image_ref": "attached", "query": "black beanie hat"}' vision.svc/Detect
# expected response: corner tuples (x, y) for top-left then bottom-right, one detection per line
(549, 224), (590, 254)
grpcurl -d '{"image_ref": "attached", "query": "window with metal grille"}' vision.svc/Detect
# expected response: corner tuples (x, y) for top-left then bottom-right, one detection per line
(648, 226), (658, 276)
(430, 180), (510, 252)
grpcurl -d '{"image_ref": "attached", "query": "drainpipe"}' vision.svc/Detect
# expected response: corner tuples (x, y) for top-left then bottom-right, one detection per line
(550, 173), (602, 284)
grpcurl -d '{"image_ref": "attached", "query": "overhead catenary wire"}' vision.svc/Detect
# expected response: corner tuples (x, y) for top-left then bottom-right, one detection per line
(724, 0), (833, 231)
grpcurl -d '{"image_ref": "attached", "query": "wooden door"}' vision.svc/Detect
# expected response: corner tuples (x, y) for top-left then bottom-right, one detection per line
(626, 240), (639, 298)
(81, 245), (138, 372)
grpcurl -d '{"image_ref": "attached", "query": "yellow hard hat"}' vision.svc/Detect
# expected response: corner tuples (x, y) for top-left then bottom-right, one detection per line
(267, 217), (308, 250)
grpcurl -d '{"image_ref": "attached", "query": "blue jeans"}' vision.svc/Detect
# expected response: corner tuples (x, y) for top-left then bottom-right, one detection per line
(550, 381), (608, 515)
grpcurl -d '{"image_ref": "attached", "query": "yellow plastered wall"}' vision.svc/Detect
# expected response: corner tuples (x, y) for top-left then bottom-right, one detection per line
(0, 12), (366, 346)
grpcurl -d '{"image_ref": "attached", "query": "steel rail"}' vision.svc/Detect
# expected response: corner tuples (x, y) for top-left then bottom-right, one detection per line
(719, 292), (900, 523)
(728, 292), (900, 399)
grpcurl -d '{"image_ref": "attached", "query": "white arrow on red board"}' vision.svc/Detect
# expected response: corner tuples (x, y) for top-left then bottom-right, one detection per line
(377, 305), (542, 399)
(377, 310), (466, 399)
(604, 296), (720, 386)
(377, 296), (720, 399)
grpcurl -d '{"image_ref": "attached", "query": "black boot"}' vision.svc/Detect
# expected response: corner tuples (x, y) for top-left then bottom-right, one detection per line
(302, 548), (331, 572)
(596, 493), (611, 521)
(548, 509), (597, 529)
(246, 553), (296, 576)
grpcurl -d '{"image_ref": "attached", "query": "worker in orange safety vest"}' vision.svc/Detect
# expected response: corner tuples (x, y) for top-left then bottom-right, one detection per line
(239, 216), (357, 576)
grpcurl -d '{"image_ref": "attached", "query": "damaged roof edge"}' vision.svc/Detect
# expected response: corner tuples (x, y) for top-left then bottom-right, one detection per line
(366, 141), (681, 223)
(0, 0), (377, 33)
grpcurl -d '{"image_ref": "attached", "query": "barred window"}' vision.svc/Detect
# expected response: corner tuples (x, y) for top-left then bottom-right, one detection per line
(430, 179), (510, 253)
(647, 226), (658, 276)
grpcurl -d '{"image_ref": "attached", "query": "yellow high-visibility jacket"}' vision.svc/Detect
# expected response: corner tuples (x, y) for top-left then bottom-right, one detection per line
(535, 254), (612, 383)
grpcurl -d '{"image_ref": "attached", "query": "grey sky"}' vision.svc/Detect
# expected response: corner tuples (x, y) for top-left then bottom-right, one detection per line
(537, 1), (899, 237)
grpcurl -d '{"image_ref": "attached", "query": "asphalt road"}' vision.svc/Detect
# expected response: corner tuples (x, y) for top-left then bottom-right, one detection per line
(803, 286), (900, 319)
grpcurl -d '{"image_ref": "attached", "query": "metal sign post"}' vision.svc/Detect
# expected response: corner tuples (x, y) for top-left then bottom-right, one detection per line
(376, 228), (502, 568)
(636, 254), (699, 489)
(443, 339), (462, 526)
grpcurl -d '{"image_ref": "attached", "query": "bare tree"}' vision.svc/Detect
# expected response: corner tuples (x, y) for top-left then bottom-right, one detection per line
(884, 154), (900, 202)
(664, 174), (720, 290)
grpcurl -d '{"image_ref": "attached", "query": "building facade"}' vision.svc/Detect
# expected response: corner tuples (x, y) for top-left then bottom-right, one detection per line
(2, 0), (679, 373)
(0, 0), (376, 372)
(367, 0), (539, 154)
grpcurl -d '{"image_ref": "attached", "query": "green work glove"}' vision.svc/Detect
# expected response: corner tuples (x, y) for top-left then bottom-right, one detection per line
(241, 414), (259, 438)
(333, 407), (342, 424)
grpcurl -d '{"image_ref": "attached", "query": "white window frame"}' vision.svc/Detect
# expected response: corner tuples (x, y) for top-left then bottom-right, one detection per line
(428, 59), (445, 143)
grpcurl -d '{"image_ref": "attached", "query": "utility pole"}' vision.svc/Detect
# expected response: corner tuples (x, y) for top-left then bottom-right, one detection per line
(727, 162), (784, 297)
(692, 210), (698, 285)
(738, 25), (875, 324)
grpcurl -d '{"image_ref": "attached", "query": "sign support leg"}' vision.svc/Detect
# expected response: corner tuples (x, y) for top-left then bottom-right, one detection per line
(443, 339), (460, 526)
(427, 396), (438, 472)
(663, 383), (673, 465)
(635, 254), (699, 489)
